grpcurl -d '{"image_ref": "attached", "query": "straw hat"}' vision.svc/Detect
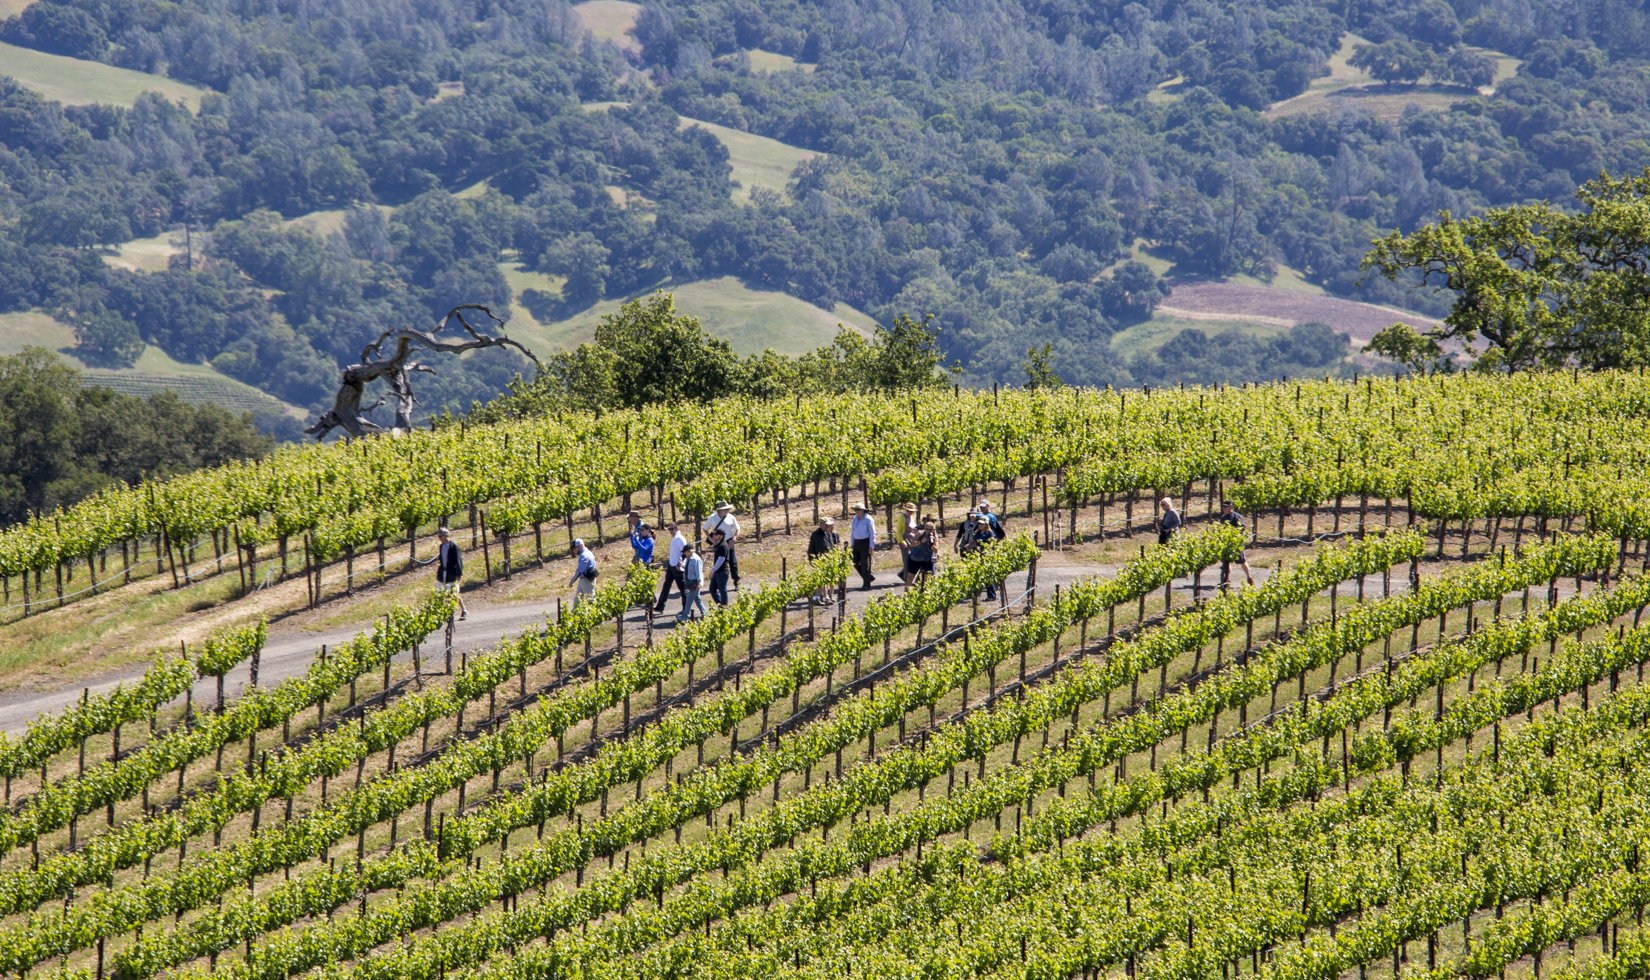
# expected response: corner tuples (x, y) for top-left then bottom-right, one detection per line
(714, 500), (733, 511)
(902, 502), (917, 513)
(852, 502), (868, 512)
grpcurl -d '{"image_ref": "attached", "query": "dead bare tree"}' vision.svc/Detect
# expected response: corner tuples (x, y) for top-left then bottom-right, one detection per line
(305, 304), (538, 440)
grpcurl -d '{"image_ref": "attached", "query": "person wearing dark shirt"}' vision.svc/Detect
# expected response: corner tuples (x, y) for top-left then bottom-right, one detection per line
(955, 511), (997, 600)
(1217, 500), (1257, 586)
(1157, 496), (1183, 546)
(433, 527), (469, 620)
(708, 530), (732, 606)
(807, 516), (839, 605)
(906, 517), (937, 587)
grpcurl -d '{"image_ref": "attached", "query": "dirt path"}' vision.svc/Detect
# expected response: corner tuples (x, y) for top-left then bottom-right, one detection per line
(2, 535), (1487, 735)
(0, 548), (1269, 734)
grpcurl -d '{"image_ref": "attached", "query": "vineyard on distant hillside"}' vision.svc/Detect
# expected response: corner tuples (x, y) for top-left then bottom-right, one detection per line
(5, 373), (1650, 980)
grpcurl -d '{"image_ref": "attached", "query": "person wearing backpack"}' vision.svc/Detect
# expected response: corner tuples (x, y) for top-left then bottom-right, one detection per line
(702, 501), (742, 589)
(1216, 500), (1257, 587)
(433, 527), (469, 620)
(906, 516), (937, 588)
(568, 538), (598, 608)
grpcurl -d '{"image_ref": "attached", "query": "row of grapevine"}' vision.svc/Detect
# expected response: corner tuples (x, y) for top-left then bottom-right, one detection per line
(598, 579), (1650, 980)
(0, 619), (265, 783)
(15, 372), (1650, 618)
(222, 532), (1582, 980)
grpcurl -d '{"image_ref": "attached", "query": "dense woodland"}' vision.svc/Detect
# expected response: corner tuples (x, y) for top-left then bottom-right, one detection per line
(1, 0), (1648, 412)
(0, 347), (273, 523)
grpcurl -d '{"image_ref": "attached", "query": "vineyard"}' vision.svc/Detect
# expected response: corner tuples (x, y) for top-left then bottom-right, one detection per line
(5, 371), (1650, 980)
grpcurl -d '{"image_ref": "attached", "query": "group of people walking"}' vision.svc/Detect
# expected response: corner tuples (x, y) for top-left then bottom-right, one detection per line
(432, 489), (1259, 625)
(631, 496), (1012, 620)
(632, 501), (742, 622)
(822, 499), (1007, 594)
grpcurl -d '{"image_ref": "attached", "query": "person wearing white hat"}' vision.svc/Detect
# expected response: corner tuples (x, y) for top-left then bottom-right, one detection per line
(807, 516), (839, 604)
(702, 500), (742, 589)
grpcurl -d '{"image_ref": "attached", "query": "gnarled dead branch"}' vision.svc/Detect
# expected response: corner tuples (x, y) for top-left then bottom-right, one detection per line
(305, 304), (538, 440)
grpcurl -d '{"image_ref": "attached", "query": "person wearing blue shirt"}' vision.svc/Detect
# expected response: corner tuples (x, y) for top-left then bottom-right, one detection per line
(677, 544), (706, 622)
(627, 511), (656, 567)
(569, 538), (597, 607)
(977, 501), (1005, 540)
(849, 502), (878, 590)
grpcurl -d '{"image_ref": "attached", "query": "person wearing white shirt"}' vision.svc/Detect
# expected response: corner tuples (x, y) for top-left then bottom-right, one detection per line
(654, 522), (689, 614)
(849, 502), (877, 589)
(702, 501), (742, 588)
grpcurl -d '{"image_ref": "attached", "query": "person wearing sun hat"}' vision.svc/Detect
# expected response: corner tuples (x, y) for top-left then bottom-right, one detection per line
(898, 501), (919, 585)
(702, 500), (742, 589)
(807, 515), (839, 604)
(849, 502), (877, 589)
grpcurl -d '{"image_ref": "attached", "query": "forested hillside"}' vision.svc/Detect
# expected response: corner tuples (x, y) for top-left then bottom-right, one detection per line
(1, 0), (1647, 406)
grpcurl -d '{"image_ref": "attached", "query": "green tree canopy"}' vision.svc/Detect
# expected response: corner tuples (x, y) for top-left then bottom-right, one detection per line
(1363, 168), (1650, 372)
(0, 347), (273, 525)
(468, 294), (955, 420)
(1348, 39), (1436, 86)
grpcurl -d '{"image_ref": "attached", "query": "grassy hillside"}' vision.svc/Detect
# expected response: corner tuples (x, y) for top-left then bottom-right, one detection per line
(1109, 313), (1290, 363)
(681, 116), (820, 200)
(745, 50), (814, 73)
(500, 274), (875, 356)
(582, 103), (820, 203)
(0, 40), (206, 108)
(1268, 33), (1521, 120)
(0, 311), (306, 416)
(571, 0), (642, 55)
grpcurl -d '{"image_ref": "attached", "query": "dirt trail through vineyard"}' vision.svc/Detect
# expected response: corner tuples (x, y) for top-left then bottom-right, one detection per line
(0, 545), (1273, 735)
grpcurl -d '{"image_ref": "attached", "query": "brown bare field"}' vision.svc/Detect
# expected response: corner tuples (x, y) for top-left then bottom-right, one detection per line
(1158, 280), (1439, 346)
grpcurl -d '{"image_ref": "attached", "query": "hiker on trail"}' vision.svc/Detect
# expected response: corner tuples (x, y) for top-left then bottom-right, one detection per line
(977, 500), (1005, 540)
(906, 516), (937, 588)
(655, 522), (688, 614)
(1217, 500), (1257, 587)
(807, 516), (839, 605)
(898, 502), (919, 586)
(702, 501), (741, 589)
(1157, 496), (1182, 546)
(955, 511), (999, 600)
(628, 512), (655, 567)
(708, 530), (732, 606)
(678, 543), (706, 622)
(849, 502), (878, 589)
(569, 538), (597, 607)
(434, 527), (469, 621)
